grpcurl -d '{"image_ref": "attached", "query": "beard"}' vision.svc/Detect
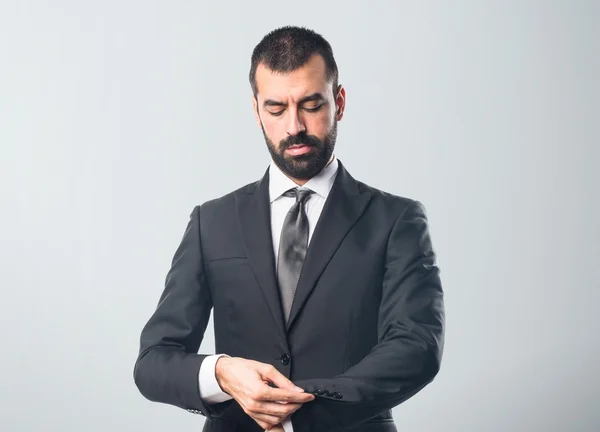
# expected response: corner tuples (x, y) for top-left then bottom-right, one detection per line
(261, 120), (337, 180)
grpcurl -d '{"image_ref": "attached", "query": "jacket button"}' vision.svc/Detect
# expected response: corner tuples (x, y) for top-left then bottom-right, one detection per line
(333, 392), (343, 399)
(280, 354), (290, 365)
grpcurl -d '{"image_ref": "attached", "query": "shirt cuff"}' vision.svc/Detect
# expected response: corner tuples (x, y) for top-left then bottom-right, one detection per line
(282, 417), (294, 432)
(198, 353), (233, 404)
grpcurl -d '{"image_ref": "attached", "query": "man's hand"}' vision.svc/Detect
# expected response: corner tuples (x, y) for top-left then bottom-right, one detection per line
(266, 424), (285, 432)
(215, 356), (315, 430)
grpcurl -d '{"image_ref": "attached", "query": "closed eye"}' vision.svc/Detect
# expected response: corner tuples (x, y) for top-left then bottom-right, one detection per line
(303, 105), (323, 112)
(266, 101), (325, 116)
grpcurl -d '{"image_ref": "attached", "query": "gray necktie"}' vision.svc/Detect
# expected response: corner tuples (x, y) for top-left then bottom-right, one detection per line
(277, 188), (314, 323)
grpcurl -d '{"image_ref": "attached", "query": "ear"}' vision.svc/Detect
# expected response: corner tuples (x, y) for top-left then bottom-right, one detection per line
(335, 85), (346, 121)
(252, 95), (262, 128)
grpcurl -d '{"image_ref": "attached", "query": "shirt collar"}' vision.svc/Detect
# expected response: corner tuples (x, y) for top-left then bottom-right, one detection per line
(269, 156), (339, 203)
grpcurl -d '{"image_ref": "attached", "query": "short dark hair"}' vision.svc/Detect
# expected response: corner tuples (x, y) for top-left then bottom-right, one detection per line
(249, 26), (339, 97)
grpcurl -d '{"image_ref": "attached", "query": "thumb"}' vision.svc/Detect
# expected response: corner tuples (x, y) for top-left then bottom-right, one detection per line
(262, 366), (304, 392)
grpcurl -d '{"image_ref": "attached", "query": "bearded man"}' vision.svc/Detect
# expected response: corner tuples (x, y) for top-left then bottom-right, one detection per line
(134, 25), (445, 432)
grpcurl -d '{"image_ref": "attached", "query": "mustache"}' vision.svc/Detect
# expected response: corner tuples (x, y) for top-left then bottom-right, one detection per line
(280, 132), (322, 150)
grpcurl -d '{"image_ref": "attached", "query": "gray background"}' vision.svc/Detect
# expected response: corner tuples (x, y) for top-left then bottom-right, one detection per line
(1, 1), (598, 431)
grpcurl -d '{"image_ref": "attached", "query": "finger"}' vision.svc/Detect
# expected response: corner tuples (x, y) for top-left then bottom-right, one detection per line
(257, 420), (279, 431)
(279, 402), (302, 417)
(247, 401), (303, 430)
(251, 401), (303, 418)
(248, 411), (282, 430)
(261, 365), (300, 392)
(259, 386), (315, 403)
(245, 399), (288, 418)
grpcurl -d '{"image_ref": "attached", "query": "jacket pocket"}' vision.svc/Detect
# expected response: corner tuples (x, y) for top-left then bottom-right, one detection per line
(206, 256), (248, 264)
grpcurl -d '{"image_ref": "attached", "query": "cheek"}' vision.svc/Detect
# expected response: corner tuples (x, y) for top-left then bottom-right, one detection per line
(308, 111), (334, 136)
(261, 117), (285, 143)
(261, 115), (277, 130)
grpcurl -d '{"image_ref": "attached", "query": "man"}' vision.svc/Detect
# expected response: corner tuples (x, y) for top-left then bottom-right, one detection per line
(134, 26), (445, 432)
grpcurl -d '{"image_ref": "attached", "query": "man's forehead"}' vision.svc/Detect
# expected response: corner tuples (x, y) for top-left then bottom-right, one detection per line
(254, 55), (331, 100)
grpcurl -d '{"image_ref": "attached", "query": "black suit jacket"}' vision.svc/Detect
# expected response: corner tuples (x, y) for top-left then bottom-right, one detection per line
(134, 161), (445, 432)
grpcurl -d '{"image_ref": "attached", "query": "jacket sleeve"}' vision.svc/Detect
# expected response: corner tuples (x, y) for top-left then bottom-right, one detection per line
(133, 205), (232, 419)
(292, 200), (445, 431)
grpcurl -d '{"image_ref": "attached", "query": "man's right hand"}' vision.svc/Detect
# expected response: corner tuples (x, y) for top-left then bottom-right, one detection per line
(215, 356), (315, 430)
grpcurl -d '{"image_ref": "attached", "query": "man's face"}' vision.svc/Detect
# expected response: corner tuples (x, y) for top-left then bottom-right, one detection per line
(252, 54), (345, 181)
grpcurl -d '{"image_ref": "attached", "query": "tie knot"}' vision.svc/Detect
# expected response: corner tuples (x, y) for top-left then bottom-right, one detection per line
(283, 187), (313, 204)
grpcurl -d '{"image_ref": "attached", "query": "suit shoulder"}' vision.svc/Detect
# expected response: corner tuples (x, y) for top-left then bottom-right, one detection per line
(355, 179), (424, 217)
(194, 179), (259, 214)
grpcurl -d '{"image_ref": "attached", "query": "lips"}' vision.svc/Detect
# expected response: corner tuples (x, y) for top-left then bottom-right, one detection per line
(286, 145), (313, 156)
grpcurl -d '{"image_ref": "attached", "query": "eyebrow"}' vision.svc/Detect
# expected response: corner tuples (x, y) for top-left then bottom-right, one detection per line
(263, 92), (326, 108)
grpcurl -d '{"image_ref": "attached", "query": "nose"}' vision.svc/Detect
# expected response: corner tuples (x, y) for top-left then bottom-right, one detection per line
(286, 107), (306, 136)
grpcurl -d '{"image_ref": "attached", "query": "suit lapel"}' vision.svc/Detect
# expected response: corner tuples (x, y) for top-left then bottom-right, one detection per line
(235, 169), (287, 341)
(286, 161), (373, 331)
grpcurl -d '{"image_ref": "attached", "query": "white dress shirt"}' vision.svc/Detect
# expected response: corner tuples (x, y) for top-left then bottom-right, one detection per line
(197, 156), (339, 432)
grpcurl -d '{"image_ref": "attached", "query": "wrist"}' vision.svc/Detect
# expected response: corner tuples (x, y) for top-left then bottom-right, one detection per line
(215, 356), (231, 393)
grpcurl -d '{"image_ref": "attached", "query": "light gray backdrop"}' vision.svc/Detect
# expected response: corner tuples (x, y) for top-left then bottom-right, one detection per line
(1, 1), (598, 431)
